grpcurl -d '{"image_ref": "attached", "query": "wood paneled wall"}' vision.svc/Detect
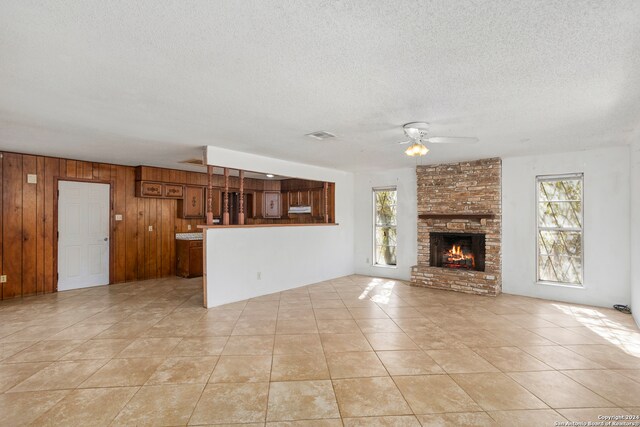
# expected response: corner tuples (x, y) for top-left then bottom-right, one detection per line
(0, 152), (203, 300)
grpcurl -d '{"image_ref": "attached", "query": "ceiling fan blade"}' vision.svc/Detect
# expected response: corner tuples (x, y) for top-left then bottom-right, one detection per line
(425, 136), (479, 144)
(396, 140), (412, 145)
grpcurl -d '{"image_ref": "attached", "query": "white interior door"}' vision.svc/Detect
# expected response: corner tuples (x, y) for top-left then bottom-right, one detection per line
(58, 181), (110, 291)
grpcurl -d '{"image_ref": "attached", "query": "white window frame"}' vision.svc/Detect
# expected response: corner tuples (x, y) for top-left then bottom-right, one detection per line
(535, 173), (584, 287)
(373, 186), (397, 268)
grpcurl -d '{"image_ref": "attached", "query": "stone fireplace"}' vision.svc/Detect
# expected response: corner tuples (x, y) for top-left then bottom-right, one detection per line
(410, 158), (502, 296)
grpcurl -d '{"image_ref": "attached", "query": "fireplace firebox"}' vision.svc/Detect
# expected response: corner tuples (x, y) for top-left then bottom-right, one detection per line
(430, 232), (486, 272)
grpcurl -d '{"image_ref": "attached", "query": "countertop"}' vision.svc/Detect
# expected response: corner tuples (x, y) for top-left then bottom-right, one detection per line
(198, 223), (339, 229)
(175, 232), (203, 241)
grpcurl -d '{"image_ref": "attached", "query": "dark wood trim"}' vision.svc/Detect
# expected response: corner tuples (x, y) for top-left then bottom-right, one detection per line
(53, 177), (115, 292)
(222, 168), (230, 225)
(323, 182), (329, 223)
(238, 170), (245, 225)
(206, 165), (214, 225)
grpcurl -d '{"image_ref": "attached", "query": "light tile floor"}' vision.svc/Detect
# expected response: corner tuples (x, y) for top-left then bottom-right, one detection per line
(1, 275), (639, 426)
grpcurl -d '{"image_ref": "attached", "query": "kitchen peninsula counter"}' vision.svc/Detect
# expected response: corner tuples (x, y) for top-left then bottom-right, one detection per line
(198, 222), (350, 308)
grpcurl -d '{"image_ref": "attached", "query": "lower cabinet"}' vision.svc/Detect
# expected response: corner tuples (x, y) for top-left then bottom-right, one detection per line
(176, 240), (203, 278)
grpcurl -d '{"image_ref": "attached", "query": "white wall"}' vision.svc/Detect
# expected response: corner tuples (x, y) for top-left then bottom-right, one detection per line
(353, 168), (417, 281)
(205, 225), (353, 307)
(206, 145), (350, 184)
(203, 145), (355, 307)
(502, 146), (630, 308)
(631, 139), (640, 326)
(203, 145), (636, 312)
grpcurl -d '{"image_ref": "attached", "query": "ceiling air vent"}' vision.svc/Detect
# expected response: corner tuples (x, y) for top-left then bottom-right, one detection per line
(179, 158), (205, 166)
(305, 131), (336, 140)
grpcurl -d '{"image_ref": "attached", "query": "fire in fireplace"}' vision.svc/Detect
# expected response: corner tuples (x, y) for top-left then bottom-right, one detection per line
(430, 232), (486, 272)
(445, 244), (475, 269)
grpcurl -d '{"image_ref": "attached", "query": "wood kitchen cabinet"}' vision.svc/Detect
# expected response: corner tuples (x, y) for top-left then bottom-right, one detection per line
(163, 184), (184, 198)
(287, 190), (303, 206)
(135, 181), (184, 199)
(311, 188), (323, 217)
(299, 190), (311, 206)
(210, 188), (222, 218)
(178, 186), (205, 219)
(136, 181), (163, 197)
(263, 191), (281, 218)
(176, 240), (203, 278)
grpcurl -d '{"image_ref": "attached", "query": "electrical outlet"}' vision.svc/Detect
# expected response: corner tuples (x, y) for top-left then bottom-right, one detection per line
(257, 272), (261, 280)
(27, 174), (37, 184)
(114, 214), (123, 221)
(148, 225), (153, 232)
(187, 224), (192, 230)
(0, 275), (7, 283)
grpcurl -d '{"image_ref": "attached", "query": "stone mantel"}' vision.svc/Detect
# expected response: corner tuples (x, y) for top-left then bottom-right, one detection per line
(418, 213), (496, 220)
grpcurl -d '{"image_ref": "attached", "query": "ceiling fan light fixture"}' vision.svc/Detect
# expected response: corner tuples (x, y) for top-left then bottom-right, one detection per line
(397, 121), (477, 156)
(405, 141), (429, 157)
(403, 122), (430, 139)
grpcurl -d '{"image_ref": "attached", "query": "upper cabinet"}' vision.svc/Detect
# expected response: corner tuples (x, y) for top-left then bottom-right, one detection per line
(263, 191), (281, 218)
(178, 186), (205, 219)
(135, 165), (204, 186)
(135, 181), (184, 199)
(136, 181), (163, 198)
(164, 184), (184, 198)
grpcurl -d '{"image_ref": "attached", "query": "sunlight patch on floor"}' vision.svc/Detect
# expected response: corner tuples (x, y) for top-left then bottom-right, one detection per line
(359, 279), (397, 305)
(551, 303), (640, 357)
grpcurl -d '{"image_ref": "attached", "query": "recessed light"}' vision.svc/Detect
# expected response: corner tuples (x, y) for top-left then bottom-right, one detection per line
(266, 174), (274, 178)
(305, 131), (335, 140)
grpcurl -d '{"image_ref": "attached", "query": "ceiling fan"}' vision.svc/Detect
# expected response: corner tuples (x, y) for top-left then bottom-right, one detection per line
(398, 122), (479, 156)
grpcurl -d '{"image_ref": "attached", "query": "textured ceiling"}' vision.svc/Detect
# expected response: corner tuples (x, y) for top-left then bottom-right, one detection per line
(1, 0), (639, 172)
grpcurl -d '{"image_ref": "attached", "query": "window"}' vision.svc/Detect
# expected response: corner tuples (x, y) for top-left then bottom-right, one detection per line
(374, 187), (397, 267)
(536, 174), (583, 285)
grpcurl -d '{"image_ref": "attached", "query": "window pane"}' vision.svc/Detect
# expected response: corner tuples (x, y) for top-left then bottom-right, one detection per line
(375, 245), (397, 266)
(376, 227), (397, 247)
(374, 188), (397, 266)
(538, 255), (582, 284)
(376, 207), (397, 226)
(536, 175), (583, 285)
(538, 201), (582, 228)
(375, 192), (397, 226)
(538, 230), (581, 256)
(376, 190), (397, 205)
(539, 179), (582, 201)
